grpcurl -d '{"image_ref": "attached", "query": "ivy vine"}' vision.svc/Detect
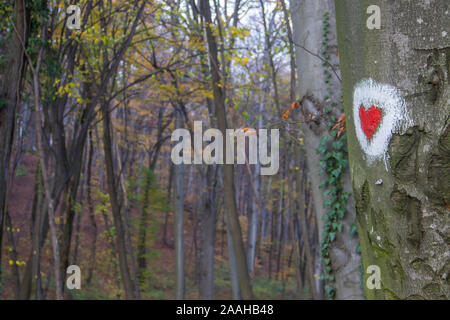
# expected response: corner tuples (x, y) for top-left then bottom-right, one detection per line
(316, 10), (358, 299)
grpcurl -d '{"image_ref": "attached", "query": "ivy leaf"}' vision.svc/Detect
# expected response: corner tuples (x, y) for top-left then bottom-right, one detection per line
(324, 284), (336, 299)
(349, 223), (358, 236)
(332, 140), (343, 151)
(329, 232), (336, 242)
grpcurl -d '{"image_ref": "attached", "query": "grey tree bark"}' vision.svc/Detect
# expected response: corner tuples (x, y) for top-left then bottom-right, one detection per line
(335, 0), (450, 299)
(246, 101), (263, 280)
(226, 214), (242, 300)
(246, 159), (260, 280)
(199, 164), (217, 299)
(174, 108), (185, 300)
(290, 0), (364, 299)
(199, 88), (218, 299)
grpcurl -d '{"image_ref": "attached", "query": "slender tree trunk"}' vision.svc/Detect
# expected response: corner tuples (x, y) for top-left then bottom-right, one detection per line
(137, 155), (153, 283)
(60, 169), (82, 291)
(199, 86), (218, 299)
(246, 161), (260, 281)
(113, 125), (140, 299)
(32, 175), (48, 300)
(19, 166), (42, 300)
(226, 214), (242, 300)
(86, 132), (97, 285)
(289, 180), (304, 298)
(101, 101), (135, 299)
(335, 0), (450, 299)
(174, 108), (185, 300)
(199, 163), (217, 299)
(138, 108), (166, 280)
(162, 163), (173, 246)
(275, 169), (285, 281)
(295, 153), (319, 299)
(200, 0), (254, 299)
(268, 201), (275, 280)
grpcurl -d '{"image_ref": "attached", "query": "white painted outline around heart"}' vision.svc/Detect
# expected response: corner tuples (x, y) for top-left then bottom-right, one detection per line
(353, 78), (412, 167)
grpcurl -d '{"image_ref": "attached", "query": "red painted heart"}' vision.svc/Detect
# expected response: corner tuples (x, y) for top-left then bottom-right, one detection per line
(359, 104), (381, 140)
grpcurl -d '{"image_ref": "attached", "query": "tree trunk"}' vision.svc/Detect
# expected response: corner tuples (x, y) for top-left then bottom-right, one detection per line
(291, 0), (363, 299)
(226, 215), (242, 300)
(174, 108), (185, 300)
(246, 162), (260, 281)
(288, 175), (304, 298)
(101, 102), (135, 299)
(199, 163), (217, 299)
(200, 0), (254, 299)
(86, 131), (97, 285)
(137, 107), (167, 281)
(335, 0), (450, 299)
(294, 152), (318, 299)
(162, 163), (173, 246)
(198, 73), (218, 299)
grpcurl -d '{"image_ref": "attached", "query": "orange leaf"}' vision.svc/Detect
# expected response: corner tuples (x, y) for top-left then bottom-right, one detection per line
(331, 123), (340, 131)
